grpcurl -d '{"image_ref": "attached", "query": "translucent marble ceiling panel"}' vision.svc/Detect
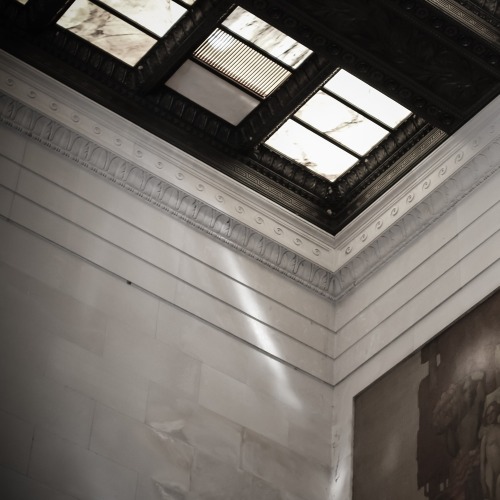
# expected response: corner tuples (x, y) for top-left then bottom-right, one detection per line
(325, 70), (411, 128)
(266, 120), (357, 182)
(57, 0), (156, 66)
(166, 60), (260, 125)
(99, 0), (187, 37)
(295, 91), (388, 155)
(222, 6), (312, 68)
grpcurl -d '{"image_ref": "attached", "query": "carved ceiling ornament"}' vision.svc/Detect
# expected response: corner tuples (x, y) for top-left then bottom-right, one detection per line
(465, 0), (500, 18)
(1, 54), (500, 301)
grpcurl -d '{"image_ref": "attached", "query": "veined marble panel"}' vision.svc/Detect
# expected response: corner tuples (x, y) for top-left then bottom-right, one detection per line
(222, 6), (312, 68)
(266, 120), (357, 182)
(99, 0), (187, 37)
(325, 70), (411, 128)
(57, 0), (156, 66)
(295, 91), (388, 155)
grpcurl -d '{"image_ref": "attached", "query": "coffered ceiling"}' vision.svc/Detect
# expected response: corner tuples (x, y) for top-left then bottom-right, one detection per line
(1, 0), (499, 234)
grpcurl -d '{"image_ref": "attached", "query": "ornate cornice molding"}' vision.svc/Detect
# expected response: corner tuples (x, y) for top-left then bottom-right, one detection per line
(334, 136), (500, 298)
(1, 52), (499, 301)
(0, 92), (341, 298)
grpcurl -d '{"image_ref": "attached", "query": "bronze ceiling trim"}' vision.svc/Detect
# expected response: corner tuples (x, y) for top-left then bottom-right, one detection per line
(381, 0), (500, 76)
(423, 0), (500, 45)
(330, 126), (448, 231)
(327, 117), (432, 201)
(25, 0), (71, 31)
(238, 53), (338, 148)
(453, 0), (500, 26)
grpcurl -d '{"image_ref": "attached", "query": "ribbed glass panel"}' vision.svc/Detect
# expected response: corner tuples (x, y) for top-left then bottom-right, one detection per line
(193, 29), (291, 97)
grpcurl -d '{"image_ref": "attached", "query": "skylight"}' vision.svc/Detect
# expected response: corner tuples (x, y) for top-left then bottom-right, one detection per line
(266, 70), (412, 182)
(57, 0), (195, 66)
(165, 5), (312, 124)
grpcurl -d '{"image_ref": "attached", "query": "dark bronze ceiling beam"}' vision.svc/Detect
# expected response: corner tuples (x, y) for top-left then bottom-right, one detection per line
(327, 116), (433, 203)
(378, 0), (500, 124)
(442, 0), (500, 28)
(423, 0), (500, 46)
(137, 0), (234, 94)
(380, 0), (500, 76)
(25, 0), (72, 31)
(237, 53), (337, 149)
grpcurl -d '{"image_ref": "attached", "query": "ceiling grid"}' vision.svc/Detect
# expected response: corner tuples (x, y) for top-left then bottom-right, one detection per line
(2, 0), (500, 233)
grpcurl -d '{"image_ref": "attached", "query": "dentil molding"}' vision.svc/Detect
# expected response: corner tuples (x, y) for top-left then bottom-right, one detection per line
(1, 51), (499, 300)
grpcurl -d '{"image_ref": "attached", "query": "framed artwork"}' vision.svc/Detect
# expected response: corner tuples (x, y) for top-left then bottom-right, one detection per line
(353, 290), (500, 500)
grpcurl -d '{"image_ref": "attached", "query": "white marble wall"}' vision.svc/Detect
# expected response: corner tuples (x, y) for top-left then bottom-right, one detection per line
(0, 124), (335, 500)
